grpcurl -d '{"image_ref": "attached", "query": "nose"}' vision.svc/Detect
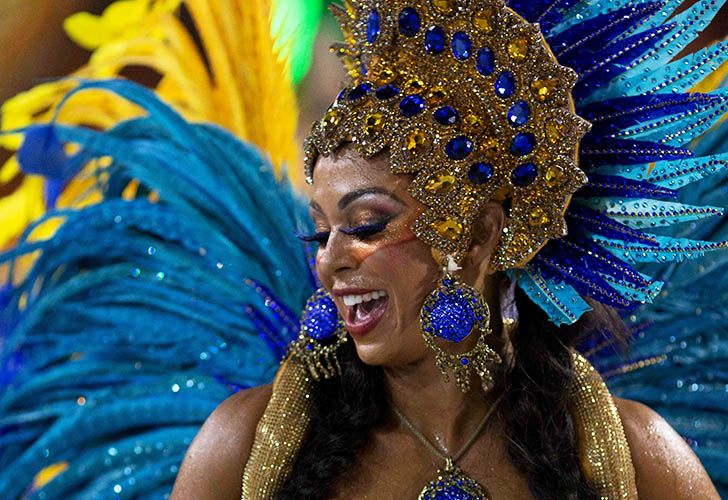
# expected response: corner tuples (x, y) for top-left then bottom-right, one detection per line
(316, 229), (359, 284)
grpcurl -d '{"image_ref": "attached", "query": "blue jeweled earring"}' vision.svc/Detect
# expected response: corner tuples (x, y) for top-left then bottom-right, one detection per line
(420, 256), (502, 392)
(290, 288), (348, 380)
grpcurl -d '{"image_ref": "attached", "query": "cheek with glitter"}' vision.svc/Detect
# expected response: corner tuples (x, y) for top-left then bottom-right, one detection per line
(350, 233), (418, 264)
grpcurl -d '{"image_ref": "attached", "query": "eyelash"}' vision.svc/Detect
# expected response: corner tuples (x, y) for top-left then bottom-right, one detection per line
(296, 222), (389, 244)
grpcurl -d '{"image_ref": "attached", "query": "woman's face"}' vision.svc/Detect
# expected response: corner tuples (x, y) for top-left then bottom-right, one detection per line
(309, 147), (440, 367)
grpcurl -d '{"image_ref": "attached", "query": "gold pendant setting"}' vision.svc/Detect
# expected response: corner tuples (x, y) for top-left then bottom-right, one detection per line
(418, 460), (488, 500)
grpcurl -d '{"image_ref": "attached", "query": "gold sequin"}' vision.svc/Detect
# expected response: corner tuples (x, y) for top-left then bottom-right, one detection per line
(472, 8), (494, 32)
(507, 37), (529, 62)
(462, 114), (485, 136)
(432, 0), (455, 15)
(405, 78), (426, 94)
(529, 207), (549, 226)
(406, 129), (430, 153)
(428, 86), (449, 105)
(531, 78), (559, 102)
(365, 113), (384, 134)
(432, 217), (463, 240)
(322, 109), (339, 128)
(425, 172), (457, 194)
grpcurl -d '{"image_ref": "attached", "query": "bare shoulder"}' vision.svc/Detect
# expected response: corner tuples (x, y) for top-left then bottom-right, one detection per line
(170, 383), (273, 500)
(613, 397), (719, 500)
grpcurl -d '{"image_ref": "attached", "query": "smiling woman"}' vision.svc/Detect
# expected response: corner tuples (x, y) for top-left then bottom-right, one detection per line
(166, 0), (728, 498)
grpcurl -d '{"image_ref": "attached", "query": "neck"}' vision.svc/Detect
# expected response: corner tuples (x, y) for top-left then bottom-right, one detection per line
(383, 351), (502, 458)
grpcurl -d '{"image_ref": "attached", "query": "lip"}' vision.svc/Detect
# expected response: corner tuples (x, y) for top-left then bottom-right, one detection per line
(344, 296), (389, 336)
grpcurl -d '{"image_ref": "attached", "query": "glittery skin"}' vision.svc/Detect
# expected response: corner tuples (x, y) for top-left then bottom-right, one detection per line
(241, 352), (636, 499)
(304, 0), (590, 269)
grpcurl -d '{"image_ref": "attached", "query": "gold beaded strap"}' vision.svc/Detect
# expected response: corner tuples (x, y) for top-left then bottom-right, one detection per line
(241, 356), (313, 499)
(570, 352), (638, 499)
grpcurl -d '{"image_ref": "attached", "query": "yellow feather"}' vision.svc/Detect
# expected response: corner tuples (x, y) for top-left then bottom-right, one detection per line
(0, 0), (302, 254)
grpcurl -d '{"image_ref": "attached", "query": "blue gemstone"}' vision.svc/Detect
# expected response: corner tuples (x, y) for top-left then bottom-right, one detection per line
(400, 94), (427, 117)
(337, 88), (348, 101)
(367, 10), (380, 43)
(425, 26), (446, 54)
(512, 162), (538, 187)
(399, 7), (421, 37)
(508, 101), (530, 127)
(468, 162), (493, 184)
(429, 290), (475, 342)
(445, 136), (474, 160)
(433, 106), (459, 125)
(495, 71), (516, 98)
(461, 357), (469, 365)
(304, 293), (339, 340)
(348, 82), (372, 101)
(476, 47), (495, 75)
(375, 84), (400, 100)
(510, 132), (536, 156)
(451, 31), (472, 60)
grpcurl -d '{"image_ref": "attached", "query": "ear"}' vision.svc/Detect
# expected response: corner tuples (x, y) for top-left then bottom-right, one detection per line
(465, 202), (505, 276)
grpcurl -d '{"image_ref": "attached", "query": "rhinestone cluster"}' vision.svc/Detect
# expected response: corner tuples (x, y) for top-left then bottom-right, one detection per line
(304, 0), (591, 268)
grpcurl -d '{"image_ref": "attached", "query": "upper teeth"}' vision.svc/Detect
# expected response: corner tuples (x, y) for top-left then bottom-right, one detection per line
(342, 290), (387, 306)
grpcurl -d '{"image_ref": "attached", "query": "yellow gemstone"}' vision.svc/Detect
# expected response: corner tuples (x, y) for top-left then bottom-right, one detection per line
(472, 8), (494, 32)
(432, 0), (455, 14)
(545, 119), (566, 143)
(462, 114), (484, 136)
(508, 37), (529, 62)
(479, 136), (499, 159)
(545, 166), (565, 188)
(425, 172), (457, 194)
(377, 68), (396, 85)
(428, 86), (449, 105)
(365, 113), (384, 134)
(323, 109), (339, 128)
(531, 78), (559, 102)
(432, 218), (463, 240)
(529, 208), (550, 227)
(406, 129), (429, 153)
(405, 78), (426, 93)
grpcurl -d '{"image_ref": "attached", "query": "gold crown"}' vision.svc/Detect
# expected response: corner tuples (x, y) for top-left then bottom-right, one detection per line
(304, 0), (591, 269)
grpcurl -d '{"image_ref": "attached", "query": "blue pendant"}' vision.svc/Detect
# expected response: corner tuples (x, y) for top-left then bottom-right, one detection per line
(301, 290), (340, 341)
(419, 463), (489, 499)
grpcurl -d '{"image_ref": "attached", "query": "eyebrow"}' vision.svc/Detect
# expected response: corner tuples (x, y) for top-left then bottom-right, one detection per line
(309, 187), (404, 213)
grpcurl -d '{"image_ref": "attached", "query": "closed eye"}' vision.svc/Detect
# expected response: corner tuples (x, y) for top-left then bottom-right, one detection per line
(296, 221), (388, 244)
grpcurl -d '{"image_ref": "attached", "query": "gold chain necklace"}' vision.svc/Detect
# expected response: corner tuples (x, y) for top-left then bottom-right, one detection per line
(392, 394), (505, 500)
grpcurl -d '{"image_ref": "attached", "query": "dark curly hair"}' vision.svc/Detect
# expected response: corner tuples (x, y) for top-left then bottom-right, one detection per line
(278, 285), (624, 499)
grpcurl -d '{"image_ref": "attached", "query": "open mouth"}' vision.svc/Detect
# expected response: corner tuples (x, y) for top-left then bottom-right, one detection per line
(342, 291), (389, 336)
